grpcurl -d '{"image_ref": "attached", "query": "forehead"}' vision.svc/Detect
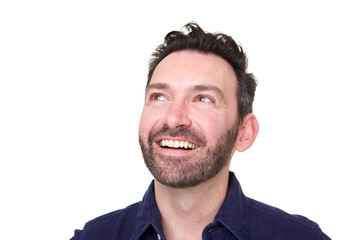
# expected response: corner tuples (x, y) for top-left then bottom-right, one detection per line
(149, 51), (237, 94)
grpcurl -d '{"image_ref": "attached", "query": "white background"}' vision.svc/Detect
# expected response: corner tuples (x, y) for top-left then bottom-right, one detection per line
(1, 1), (359, 239)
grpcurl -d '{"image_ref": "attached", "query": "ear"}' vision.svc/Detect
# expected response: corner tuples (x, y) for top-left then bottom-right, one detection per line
(235, 113), (259, 152)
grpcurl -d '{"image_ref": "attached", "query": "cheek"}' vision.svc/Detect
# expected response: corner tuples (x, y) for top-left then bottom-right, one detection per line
(194, 114), (221, 143)
(139, 108), (161, 138)
(139, 110), (152, 138)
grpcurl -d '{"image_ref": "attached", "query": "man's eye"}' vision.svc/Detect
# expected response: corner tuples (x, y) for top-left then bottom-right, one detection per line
(150, 94), (166, 101)
(195, 96), (213, 103)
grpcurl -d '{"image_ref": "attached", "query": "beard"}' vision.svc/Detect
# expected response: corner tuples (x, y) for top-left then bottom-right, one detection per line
(139, 121), (240, 188)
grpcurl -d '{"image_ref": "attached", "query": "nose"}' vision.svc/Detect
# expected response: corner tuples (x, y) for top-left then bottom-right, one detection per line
(162, 101), (192, 129)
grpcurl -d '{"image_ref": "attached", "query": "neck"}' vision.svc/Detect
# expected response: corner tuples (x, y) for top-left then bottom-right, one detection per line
(154, 167), (230, 240)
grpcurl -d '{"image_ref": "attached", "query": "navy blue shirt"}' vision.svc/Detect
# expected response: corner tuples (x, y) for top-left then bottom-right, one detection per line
(71, 172), (330, 239)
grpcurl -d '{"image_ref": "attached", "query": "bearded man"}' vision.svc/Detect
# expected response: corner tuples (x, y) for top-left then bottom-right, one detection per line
(71, 22), (330, 240)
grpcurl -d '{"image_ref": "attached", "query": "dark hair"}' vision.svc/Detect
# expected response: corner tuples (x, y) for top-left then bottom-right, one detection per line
(147, 22), (257, 122)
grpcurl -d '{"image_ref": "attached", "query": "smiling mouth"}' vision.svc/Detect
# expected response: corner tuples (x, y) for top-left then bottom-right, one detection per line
(159, 139), (199, 150)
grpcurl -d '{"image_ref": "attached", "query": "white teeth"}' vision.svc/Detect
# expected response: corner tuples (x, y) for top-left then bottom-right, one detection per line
(160, 139), (198, 149)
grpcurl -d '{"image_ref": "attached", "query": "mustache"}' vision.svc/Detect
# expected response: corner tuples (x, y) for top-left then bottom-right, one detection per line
(148, 126), (206, 146)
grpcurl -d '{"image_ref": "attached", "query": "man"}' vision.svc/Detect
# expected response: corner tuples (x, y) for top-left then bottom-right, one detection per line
(71, 22), (330, 240)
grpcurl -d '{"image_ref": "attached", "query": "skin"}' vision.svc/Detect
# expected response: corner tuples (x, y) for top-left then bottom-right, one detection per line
(139, 51), (259, 240)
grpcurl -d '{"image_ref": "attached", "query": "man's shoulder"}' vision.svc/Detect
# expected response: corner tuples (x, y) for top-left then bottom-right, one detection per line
(71, 202), (141, 240)
(87, 201), (140, 226)
(247, 197), (319, 228)
(246, 197), (330, 239)
(85, 202), (141, 230)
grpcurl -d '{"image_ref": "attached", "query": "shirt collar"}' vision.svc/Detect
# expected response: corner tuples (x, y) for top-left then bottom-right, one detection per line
(214, 171), (249, 239)
(132, 171), (249, 239)
(132, 181), (163, 239)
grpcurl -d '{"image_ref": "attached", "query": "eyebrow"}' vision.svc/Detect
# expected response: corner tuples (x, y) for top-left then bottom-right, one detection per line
(146, 83), (169, 92)
(191, 84), (225, 100)
(146, 83), (225, 100)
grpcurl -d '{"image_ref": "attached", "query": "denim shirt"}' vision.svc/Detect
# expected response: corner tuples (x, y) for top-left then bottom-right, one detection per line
(71, 172), (330, 240)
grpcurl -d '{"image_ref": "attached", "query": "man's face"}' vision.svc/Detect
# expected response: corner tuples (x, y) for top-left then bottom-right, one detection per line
(139, 51), (240, 188)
